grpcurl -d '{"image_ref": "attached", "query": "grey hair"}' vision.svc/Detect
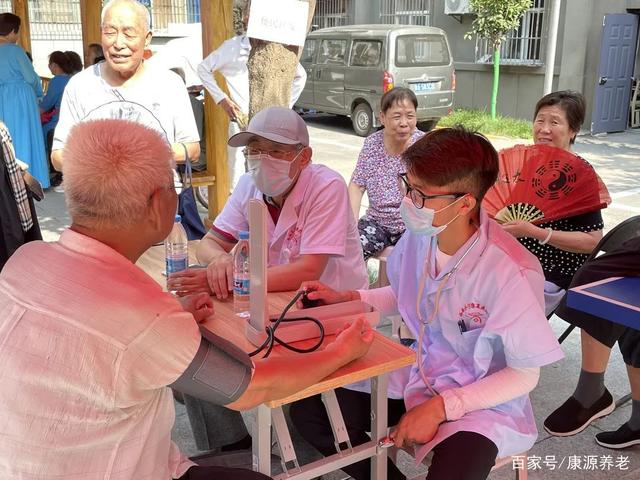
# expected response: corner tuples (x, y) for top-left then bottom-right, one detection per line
(101, 0), (151, 32)
(63, 119), (173, 231)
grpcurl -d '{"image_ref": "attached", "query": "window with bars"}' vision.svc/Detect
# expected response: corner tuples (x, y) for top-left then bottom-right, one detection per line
(475, 0), (547, 66)
(2, 0), (201, 41)
(380, 0), (433, 26)
(151, 0), (201, 33)
(312, 0), (352, 29)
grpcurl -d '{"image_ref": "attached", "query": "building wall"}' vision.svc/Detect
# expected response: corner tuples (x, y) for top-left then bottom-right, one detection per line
(323, 0), (640, 128)
(428, 0), (568, 121)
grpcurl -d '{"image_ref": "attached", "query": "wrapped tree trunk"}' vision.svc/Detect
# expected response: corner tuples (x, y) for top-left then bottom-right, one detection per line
(247, 0), (316, 119)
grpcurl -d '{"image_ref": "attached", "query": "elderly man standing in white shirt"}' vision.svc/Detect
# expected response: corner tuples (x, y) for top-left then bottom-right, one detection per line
(197, 5), (307, 188)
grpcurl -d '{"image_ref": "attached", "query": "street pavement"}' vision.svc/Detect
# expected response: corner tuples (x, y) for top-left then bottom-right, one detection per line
(33, 114), (640, 479)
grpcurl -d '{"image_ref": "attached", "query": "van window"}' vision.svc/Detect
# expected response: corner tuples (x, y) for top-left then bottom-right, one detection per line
(318, 39), (348, 65)
(301, 39), (317, 64)
(395, 35), (450, 67)
(350, 40), (382, 67)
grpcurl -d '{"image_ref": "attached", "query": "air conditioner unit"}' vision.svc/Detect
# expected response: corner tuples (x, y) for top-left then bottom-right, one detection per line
(445, 0), (473, 15)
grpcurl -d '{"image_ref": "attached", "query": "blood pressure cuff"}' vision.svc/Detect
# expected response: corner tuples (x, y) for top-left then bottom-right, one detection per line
(170, 326), (253, 405)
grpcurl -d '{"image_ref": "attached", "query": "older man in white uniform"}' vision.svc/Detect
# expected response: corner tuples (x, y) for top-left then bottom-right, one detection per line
(169, 106), (367, 454)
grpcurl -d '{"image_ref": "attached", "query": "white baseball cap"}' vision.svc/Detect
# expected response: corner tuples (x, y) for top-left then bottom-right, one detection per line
(228, 107), (309, 147)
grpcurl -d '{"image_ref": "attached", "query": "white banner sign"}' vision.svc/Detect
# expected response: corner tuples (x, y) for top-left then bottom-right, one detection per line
(246, 0), (310, 47)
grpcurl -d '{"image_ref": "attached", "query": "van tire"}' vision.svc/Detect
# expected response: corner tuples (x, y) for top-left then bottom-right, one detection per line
(417, 119), (438, 132)
(352, 103), (374, 137)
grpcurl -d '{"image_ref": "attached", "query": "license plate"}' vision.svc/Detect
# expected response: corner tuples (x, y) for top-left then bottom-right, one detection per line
(410, 82), (438, 92)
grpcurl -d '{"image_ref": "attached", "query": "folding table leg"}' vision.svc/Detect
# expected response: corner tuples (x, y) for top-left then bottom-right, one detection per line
(371, 374), (389, 480)
(252, 404), (272, 475)
(272, 406), (301, 474)
(321, 390), (353, 453)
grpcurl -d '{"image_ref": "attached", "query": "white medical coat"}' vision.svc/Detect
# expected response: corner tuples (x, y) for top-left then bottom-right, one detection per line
(213, 164), (368, 292)
(387, 210), (564, 462)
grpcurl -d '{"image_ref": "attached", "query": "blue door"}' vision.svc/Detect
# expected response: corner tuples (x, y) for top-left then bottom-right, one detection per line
(592, 14), (639, 134)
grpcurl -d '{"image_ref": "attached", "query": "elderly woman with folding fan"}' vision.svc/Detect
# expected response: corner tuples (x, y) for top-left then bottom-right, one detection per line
(483, 91), (610, 315)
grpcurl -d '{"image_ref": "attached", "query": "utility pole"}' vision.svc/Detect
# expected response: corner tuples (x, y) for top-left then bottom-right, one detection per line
(543, 0), (562, 94)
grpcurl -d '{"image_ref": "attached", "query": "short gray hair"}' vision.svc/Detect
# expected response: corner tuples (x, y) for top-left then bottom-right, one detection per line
(63, 119), (173, 230)
(101, 0), (151, 32)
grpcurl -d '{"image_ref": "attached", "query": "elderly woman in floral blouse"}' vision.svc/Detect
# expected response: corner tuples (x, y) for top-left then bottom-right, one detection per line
(348, 87), (424, 259)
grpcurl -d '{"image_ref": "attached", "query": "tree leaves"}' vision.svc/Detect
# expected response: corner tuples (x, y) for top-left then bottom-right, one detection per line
(464, 0), (533, 49)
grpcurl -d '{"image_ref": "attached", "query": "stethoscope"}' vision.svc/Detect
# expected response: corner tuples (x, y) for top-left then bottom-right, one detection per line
(415, 231), (482, 397)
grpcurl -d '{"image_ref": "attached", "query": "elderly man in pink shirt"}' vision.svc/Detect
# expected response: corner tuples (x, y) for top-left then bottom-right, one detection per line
(0, 119), (373, 480)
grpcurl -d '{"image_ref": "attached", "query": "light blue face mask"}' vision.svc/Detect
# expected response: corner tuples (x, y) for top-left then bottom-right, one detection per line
(399, 195), (465, 236)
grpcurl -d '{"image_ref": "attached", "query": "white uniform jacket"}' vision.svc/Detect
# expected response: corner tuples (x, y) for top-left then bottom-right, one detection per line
(213, 164), (368, 292)
(387, 210), (564, 462)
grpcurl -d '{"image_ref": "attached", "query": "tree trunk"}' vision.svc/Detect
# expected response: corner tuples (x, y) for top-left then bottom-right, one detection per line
(247, 0), (316, 119)
(491, 46), (500, 120)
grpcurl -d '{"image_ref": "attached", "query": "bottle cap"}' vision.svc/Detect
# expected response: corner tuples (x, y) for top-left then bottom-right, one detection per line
(238, 231), (249, 240)
(175, 214), (182, 222)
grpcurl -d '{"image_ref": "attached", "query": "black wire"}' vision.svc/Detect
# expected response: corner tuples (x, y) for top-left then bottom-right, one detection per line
(248, 290), (325, 358)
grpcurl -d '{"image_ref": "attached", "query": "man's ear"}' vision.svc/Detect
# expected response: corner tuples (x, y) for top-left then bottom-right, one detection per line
(459, 194), (477, 216)
(145, 31), (153, 48)
(299, 146), (313, 168)
(147, 188), (166, 231)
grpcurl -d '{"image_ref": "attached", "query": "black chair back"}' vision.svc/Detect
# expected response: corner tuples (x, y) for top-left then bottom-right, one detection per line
(556, 215), (640, 343)
(589, 215), (640, 259)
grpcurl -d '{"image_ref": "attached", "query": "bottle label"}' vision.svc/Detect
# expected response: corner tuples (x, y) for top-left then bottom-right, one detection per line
(233, 278), (250, 296)
(166, 256), (188, 274)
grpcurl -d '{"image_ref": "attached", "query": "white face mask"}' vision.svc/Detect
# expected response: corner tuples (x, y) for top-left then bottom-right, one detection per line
(399, 195), (465, 236)
(247, 152), (301, 197)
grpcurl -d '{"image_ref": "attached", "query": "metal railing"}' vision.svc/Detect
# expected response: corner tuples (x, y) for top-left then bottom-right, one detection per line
(3, 0), (202, 41)
(475, 0), (548, 66)
(312, 0), (352, 29)
(151, 0), (201, 33)
(28, 0), (82, 41)
(380, 0), (433, 26)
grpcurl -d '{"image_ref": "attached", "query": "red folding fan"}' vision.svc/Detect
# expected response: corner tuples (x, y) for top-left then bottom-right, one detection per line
(483, 144), (611, 224)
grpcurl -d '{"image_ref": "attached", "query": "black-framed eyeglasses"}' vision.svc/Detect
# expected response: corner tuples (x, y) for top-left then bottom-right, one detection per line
(397, 173), (465, 209)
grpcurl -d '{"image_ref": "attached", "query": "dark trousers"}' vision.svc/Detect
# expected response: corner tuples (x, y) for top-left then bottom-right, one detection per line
(178, 466), (270, 480)
(178, 452), (271, 480)
(290, 388), (498, 480)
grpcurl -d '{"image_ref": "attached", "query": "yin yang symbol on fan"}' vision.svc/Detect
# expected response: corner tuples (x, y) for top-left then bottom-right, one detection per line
(532, 159), (578, 200)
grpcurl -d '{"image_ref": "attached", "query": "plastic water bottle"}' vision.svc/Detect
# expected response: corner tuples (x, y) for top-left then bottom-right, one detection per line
(165, 214), (188, 290)
(233, 231), (250, 316)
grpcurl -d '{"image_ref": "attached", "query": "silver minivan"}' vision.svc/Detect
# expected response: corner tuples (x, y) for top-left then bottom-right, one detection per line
(296, 24), (455, 136)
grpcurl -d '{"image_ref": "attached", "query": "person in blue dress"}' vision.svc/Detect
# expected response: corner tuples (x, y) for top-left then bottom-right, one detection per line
(0, 13), (48, 188)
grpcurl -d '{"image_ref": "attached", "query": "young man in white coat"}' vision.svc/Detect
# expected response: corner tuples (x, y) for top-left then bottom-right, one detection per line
(291, 127), (565, 480)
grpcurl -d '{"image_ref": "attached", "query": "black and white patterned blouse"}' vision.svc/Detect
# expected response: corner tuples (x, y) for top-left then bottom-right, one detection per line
(519, 211), (604, 289)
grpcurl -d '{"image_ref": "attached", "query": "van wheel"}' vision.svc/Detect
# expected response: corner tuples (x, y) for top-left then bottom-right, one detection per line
(417, 120), (438, 132)
(352, 103), (374, 137)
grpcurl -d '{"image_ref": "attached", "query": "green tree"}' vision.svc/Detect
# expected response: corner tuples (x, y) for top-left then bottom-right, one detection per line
(465, 0), (532, 119)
